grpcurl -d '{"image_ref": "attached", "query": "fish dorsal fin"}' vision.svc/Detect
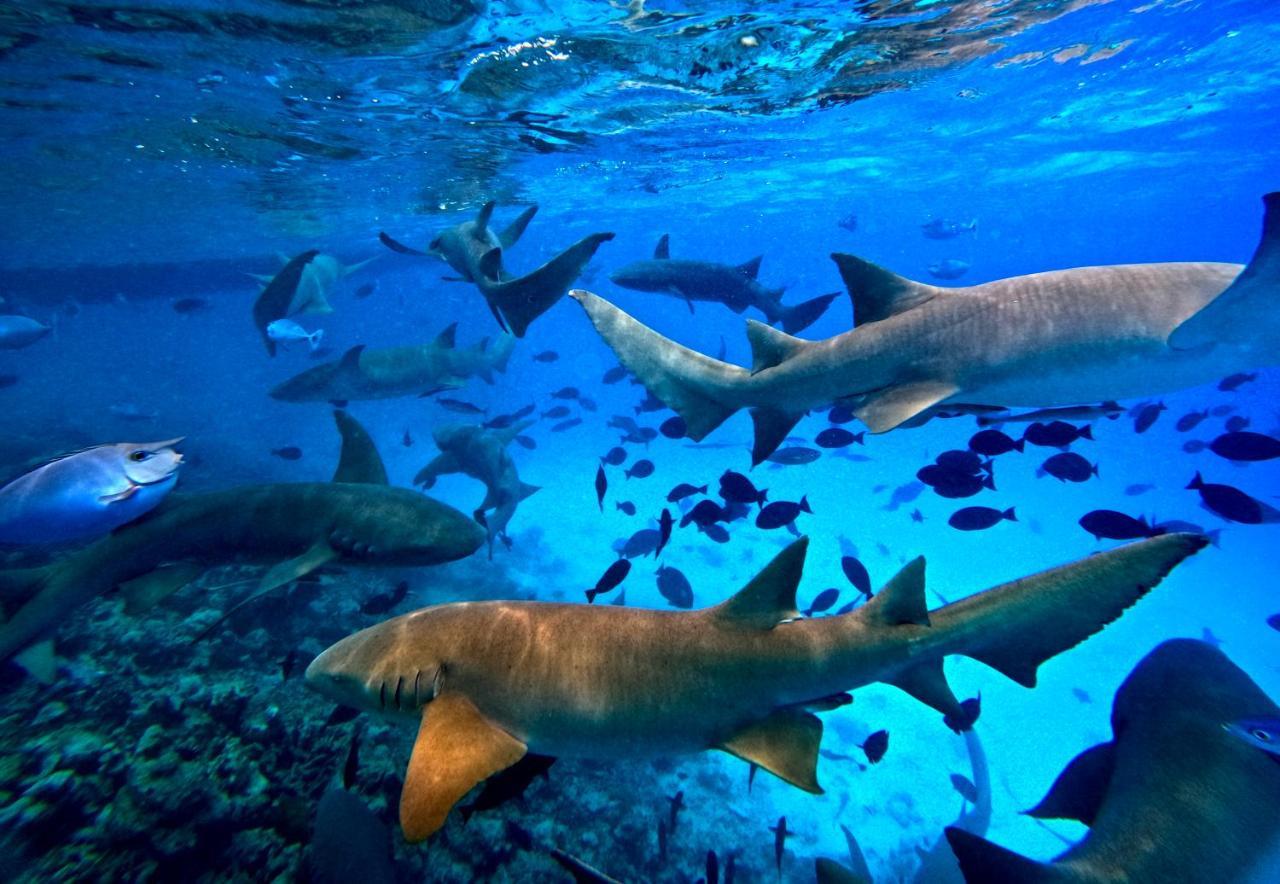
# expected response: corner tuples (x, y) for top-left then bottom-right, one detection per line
(712, 537), (807, 628)
(498, 205), (538, 248)
(717, 707), (824, 794)
(853, 380), (959, 434)
(944, 828), (1060, 884)
(473, 201), (496, 237)
(746, 320), (806, 374)
(831, 253), (939, 325)
(434, 322), (458, 349)
(332, 410), (389, 485)
(338, 345), (365, 372)
(654, 234), (670, 260)
(401, 693), (527, 842)
(860, 557), (930, 627)
(737, 255), (763, 279)
(1025, 741), (1115, 826)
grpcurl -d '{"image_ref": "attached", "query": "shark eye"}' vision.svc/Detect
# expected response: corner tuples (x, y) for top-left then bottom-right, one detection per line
(1252, 728), (1273, 742)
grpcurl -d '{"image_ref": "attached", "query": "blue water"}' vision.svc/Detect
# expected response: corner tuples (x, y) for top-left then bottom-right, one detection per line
(2, 1), (1279, 881)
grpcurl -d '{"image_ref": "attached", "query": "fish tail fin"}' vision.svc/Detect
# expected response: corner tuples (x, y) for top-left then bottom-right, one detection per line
(929, 533), (1204, 698)
(571, 290), (748, 443)
(309, 329), (324, 352)
(776, 292), (838, 334)
(944, 828), (1063, 883)
(1170, 192), (1280, 349)
(488, 233), (615, 337)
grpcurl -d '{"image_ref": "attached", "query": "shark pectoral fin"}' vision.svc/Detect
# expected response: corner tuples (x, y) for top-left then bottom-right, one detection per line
(718, 707), (824, 794)
(749, 407), (806, 467)
(258, 541), (337, 596)
(854, 380), (959, 434)
(653, 233), (670, 260)
(118, 562), (206, 615)
(885, 658), (963, 720)
(1169, 192), (1279, 350)
(380, 231), (428, 256)
(401, 693), (527, 842)
(830, 253), (940, 326)
(712, 537), (806, 628)
(944, 828), (1060, 883)
(517, 481), (540, 501)
(746, 320), (806, 373)
(14, 639), (57, 684)
(332, 410), (389, 485)
(861, 557), (930, 626)
(1025, 741), (1115, 826)
(498, 205), (538, 248)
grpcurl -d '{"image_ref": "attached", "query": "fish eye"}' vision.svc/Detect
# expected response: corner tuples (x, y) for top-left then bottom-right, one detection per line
(128, 451), (150, 462)
(1252, 728), (1274, 742)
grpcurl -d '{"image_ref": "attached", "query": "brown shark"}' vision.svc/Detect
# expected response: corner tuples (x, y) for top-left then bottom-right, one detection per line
(0, 411), (484, 679)
(381, 201), (614, 338)
(946, 638), (1280, 882)
(305, 533), (1204, 843)
(571, 193), (1279, 464)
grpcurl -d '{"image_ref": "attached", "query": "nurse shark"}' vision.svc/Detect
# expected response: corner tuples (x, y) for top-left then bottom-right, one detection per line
(413, 421), (539, 559)
(572, 192), (1280, 464)
(946, 638), (1280, 882)
(0, 411), (483, 680)
(306, 532), (1203, 842)
(380, 201), (614, 338)
(270, 323), (514, 403)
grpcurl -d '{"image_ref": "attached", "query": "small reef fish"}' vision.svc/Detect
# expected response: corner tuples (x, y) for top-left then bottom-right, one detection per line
(0, 439), (183, 545)
(266, 319), (324, 352)
(0, 314), (51, 350)
(586, 559), (630, 603)
(921, 217), (977, 239)
(928, 259), (969, 280)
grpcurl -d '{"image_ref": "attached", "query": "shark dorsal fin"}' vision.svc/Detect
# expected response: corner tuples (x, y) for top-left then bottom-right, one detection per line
(861, 557), (930, 627)
(434, 322), (458, 349)
(831, 253), (939, 325)
(1025, 741), (1115, 826)
(944, 828), (1057, 884)
(401, 693), (527, 842)
(746, 320), (806, 374)
(338, 345), (366, 372)
(717, 707), (823, 794)
(737, 255), (763, 279)
(332, 410), (389, 484)
(474, 201), (496, 236)
(654, 234), (671, 260)
(712, 537), (807, 628)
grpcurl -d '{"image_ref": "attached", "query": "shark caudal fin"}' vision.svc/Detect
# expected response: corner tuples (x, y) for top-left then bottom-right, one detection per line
(1169, 192), (1280, 350)
(923, 534), (1205, 710)
(487, 233), (615, 337)
(776, 291), (839, 335)
(944, 827), (1064, 883)
(571, 289), (751, 442)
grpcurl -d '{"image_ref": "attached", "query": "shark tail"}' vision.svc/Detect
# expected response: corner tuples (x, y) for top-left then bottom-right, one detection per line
(943, 827), (1064, 883)
(861, 533), (1205, 723)
(570, 290), (751, 443)
(0, 566), (50, 617)
(1169, 192), (1280, 349)
(775, 291), (839, 335)
(487, 233), (615, 338)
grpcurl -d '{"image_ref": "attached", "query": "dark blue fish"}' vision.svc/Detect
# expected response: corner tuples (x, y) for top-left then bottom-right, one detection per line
(1210, 431), (1280, 462)
(950, 773), (978, 804)
(616, 501), (636, 516)
(635, 391), (666, 413)
(621, 528), (662, 558)
(515, 435), (536, 450)
(667, 483), (706, 502)
(948, 506), (1015, 531)
(828, 405), (856, 424)
(551, 418), (582, 432)
(944, 695), (982, 732)
(968, 429), (1023, 456)
(1183, 439), (1207, 454)
(625, 459), (655, 479)
(768, 446), (820, 465)
(1079, 509), (1159, 540)
(438, 398), (486, 415)
(1023, 421), (1092, 448)
(659, 416), (687, 439)
(841, 556), (872, 598)
(602, 365), (628, 384)
(719, 470), (766, 506)
(1187, 472), (1272, 524)
(756, 496), (811, 530)
(936, 449), (984, 474)
(354, 282), (376, 299)
(815, 427), (864, 449)
(918, 464), (992, 499)
(804, 588), (840, 616)
(1132, 402), (1166, 434)
(595, 465), (607, 511)
(883, 481), (925, 511)
(586, 559), (630, 602)
(656, 565), (694, 608)
(681, 499), (724, 528)
(542, 405), (571, 419)
(551, 386), (580, 400)
(580, 397), (598, 412)
(1218, 372), (1258, 391)
(860, 730), (889, 763)
(656, 508), (673, 556)
(1176, 409), (1210, 432)
(271, 446), (303, 461)
(601, 446), (627, 466)
(1224, 415), (1251, 432)
(1125, 482), (1155, 496)
(701, 522), (731, 543)
(1039, 452), (1098, 483)
(532, 350), (559, 362)
(837, 211), (858, 233)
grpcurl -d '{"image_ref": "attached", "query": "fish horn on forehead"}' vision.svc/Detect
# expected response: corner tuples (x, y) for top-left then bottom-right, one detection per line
(143, 437), (186, 449)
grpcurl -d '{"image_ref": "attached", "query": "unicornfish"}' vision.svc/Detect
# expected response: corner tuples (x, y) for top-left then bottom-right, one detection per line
(306, 532), (1204, 842)
(946, 638), (1280, 882)
(572, 192), (1280, 465)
